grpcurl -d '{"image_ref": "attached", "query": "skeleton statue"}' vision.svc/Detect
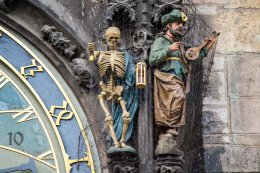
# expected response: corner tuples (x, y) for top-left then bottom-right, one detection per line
(88, 27), (139, 150)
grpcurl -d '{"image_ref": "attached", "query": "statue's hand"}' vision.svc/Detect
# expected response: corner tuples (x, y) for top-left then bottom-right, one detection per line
(88, 43), (95, 53)
(88, 43), (96, 61)
(206, 37), (217, 50)
(169, 42), (183, 51)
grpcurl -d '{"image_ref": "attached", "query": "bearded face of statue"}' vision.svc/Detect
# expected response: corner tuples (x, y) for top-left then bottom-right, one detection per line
(105, 27), (120, 50)
(168, 21), (185, 41)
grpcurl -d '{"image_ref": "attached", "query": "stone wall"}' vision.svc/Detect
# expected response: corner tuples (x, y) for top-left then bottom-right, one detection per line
(2, 0), (259, 172)
(195, 0), (260, 172)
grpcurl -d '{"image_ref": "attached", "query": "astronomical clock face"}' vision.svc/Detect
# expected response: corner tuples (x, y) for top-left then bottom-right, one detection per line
(0, 26), (100, 173)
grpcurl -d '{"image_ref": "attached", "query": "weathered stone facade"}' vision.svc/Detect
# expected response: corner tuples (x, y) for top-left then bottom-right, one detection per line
(0, 0), (259, 172)
(196, 0), (260, 172)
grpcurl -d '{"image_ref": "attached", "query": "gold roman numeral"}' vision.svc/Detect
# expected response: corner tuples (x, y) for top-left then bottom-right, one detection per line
(65, 152), (91, 172)
(12, 107), (37, 123)
(37, 150), (54, 161)
(49, 100), (74, 126)
(0, 73), (9, 89)
(20, 59), (44, 78)
(0, 107), (37, 123)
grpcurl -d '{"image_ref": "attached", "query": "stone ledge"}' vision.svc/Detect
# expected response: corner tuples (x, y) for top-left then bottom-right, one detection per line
(232, 134), (260, 146)
(204, 134), (260, 146)
(203, 134), (231, 144)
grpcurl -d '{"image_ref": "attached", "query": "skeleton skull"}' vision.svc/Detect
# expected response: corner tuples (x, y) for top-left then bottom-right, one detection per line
(105, 27), (120, 50)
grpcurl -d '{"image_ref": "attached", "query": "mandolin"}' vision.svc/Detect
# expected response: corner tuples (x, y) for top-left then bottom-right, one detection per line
(185, 31), (220, 60)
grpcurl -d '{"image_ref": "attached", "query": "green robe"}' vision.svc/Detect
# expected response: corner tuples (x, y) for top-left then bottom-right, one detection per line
(149, 35), (209, 128)
(149, 35), (208, 81)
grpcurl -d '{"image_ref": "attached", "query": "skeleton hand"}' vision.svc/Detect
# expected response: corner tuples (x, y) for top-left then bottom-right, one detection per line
(88, 43), (95, 53)
(88, 43), (95, 61)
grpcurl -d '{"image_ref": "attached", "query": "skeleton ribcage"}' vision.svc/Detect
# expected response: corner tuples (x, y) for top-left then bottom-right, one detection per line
(99, 51), (126, 80)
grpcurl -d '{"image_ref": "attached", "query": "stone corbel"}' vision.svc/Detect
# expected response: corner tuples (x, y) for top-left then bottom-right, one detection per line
(41, 25), (77, 59)
(41, 25), (97, 91)
(71, 57), (97, 90)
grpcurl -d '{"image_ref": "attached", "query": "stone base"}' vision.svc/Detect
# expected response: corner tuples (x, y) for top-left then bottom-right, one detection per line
(107, 150), (138, 173)
(155, 134), (185, 173)
(155, 154), (185, 173)
(107, 146), (137, 155)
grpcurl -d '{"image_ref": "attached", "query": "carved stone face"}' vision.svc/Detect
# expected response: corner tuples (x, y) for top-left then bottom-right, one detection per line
(105, 27), (120, 50)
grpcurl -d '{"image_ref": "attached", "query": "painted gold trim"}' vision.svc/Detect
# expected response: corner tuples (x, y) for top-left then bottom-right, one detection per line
(0, 25), (95, 172)
(37, 150), (54, 160)
(0, 145), (56, 170)
(65, 152), (91, 172)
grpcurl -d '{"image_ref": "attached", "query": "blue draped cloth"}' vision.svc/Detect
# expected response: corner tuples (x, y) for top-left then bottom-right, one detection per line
(112, 51), (139, 143)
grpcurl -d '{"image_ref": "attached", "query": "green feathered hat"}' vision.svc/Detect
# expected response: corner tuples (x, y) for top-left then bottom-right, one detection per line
(161, 9), (188, 27)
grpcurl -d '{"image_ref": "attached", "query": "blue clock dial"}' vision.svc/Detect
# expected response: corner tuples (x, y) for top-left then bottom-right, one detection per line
(0, 71), (56, 172)
(0, 25), (100, 173)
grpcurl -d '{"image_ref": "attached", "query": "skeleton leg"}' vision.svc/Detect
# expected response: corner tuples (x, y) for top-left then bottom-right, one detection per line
(117, 97), (130, 148)
(98, 91), (120, 147)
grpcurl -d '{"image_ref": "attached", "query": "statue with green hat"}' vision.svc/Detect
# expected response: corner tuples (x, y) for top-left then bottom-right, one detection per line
(149, 9), (217, 144)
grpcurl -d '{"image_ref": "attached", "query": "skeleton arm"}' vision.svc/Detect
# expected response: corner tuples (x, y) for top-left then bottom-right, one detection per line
(87, 43), (100, 61)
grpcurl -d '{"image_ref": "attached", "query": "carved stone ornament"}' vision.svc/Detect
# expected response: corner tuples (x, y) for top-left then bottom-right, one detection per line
(107, 151), (138, 173)
(152, 0), (183, 23)
(106, 0), (136, 26)
(0, 0), (14, 13)
(155, 134), (184, 173)
(41, 25), (77, 59)
(132, 29), (154, 61)
(159, 0), (182, 4)
(71, 57), (96, 90)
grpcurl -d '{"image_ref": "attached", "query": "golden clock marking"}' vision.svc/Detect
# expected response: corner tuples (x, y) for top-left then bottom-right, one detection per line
(0, 73), (9, 88)
(20, 59), (44, 78)
(37, 150), (55, 162)
(0, 107), (37, 123)
(0, 145), (56, 169)
(65, 152), (91, 172)
(49, 100), (74, 126)
(12, 107), (37, 123)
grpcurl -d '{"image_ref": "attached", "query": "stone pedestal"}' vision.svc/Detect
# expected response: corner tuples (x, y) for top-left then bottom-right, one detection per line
(107, 149), (138, 173)
(155, 134), (185, 173)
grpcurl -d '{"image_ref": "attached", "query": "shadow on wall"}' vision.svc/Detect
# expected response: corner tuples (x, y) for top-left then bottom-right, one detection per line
(204, 146), (225, 172)
(179, 14), (219, 172)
